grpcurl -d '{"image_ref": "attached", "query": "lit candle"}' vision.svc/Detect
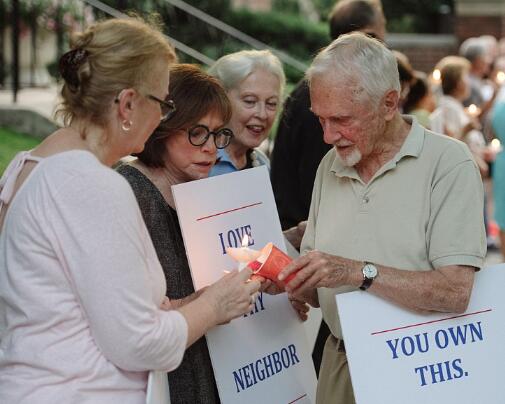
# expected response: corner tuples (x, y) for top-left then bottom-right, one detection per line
(226, 235), (261, 271)
(491, 138), (502, 153)
(497, 71), (505, 85)
(227, 241), (295, 286)
(432, 69), (441, 84)
(467, 104), (480, 118)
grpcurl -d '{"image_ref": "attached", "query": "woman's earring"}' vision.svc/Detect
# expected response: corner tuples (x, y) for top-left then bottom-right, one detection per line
(121, 120), (132, 132)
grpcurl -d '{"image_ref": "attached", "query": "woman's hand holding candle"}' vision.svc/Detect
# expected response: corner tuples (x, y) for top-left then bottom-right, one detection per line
(201, 268), (261, 325)
(252, 275), (284, 295)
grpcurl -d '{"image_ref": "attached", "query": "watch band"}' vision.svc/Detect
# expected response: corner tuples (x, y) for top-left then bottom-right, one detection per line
(359, 276), (374, 291)
(359, 262), (377, 291)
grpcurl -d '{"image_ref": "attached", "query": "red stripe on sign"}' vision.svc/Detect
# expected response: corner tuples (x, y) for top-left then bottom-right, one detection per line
(288, 394), (307, 404)
(370, 308), (492, 336)
(196, 202), (263, 221)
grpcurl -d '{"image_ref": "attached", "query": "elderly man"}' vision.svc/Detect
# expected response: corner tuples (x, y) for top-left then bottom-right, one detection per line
(271, 0), (386, 231)
(278, 33), (486, 404)
(270, 0), (387, 373)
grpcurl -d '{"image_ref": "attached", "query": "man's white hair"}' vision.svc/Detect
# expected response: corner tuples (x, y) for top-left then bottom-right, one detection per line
(306, 32), (400, 102)
(208, 49), (285, 95)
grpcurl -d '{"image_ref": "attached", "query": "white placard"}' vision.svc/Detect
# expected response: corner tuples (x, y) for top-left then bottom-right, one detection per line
(172, 167), (317, 404)
(146, 370), (170, 404)
(336, 264), (505, 404)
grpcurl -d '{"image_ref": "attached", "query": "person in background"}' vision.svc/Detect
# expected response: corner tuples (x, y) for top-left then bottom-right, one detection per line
(0, 19), (259, 404)
(270, 0), (386, 232)
(460, 37), (498, 117)
(208, 49), (285, 175)
(393, 50), (416, 110)
(207, 50), (306, 249)
(277, 32), (485, 404)
(490, 101), (505, 258)
(117, 63), (237, 404)
(268, 0), (386, 374)
(431, 56), (494, 175)
(403, 71), (436, 128)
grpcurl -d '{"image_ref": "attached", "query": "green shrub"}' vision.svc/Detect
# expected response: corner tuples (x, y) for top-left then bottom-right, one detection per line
(221, 9), (329, 82)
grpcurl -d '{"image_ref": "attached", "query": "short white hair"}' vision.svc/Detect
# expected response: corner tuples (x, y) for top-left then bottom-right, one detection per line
(459, 37), (487, 63)
(208, 49), (286, 95)
(306, 32), (400, 102)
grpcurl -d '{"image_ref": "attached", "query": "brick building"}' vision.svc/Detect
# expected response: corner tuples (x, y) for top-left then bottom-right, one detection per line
(455, 0), (505, 42)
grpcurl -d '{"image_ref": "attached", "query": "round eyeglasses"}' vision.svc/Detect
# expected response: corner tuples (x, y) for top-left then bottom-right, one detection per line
(187, 125), (233, 149)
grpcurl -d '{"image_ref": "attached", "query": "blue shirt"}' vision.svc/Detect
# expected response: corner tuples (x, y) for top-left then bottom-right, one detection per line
(209, 148), (270, 177)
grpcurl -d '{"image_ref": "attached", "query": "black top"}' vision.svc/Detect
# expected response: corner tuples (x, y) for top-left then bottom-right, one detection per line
(270, 80), (331, 230)
(117, 164), (220, 404)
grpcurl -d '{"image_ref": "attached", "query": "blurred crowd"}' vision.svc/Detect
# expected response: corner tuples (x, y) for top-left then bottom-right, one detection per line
(401, 35), (505, 257)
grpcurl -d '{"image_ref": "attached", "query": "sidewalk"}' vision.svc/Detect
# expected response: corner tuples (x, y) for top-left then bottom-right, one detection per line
(0, 85), (60, 121)
(0, 85), (60, 137)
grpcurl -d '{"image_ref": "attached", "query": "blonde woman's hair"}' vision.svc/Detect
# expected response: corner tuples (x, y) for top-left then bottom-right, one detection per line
(436, 56), (470, 96)
(208, 49), (285, 96)
(56, 17), (177, 128)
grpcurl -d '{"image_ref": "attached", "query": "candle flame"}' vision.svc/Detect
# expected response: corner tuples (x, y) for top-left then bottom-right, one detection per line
(241, 234), (249, 248)
(432, 69), (441, 81)
(492, 139), (501, 148)
(468, 104), (478, 115)
(497, 71), (505, 84)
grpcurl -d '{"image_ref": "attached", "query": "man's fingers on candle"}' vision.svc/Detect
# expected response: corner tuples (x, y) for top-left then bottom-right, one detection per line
(284, 265), (312, 291)
(280, 251), (315, 280)
(278, 259), (303, 281)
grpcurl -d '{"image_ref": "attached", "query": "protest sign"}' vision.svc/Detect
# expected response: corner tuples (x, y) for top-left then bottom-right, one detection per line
(173, 167), (317, 404)
(336, 264), (505, 404)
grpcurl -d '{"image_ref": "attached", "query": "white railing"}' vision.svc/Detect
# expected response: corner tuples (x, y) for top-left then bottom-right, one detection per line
(162, 0), (308, 72)
(81, 0), (308, 72)
(81, 0), (216, 66)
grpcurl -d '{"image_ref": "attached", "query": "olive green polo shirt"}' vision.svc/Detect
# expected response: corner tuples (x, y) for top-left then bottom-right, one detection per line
(301, 116), (486, 339)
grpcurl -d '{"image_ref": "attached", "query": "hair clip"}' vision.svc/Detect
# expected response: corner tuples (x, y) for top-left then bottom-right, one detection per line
(59, 48), (89, 89)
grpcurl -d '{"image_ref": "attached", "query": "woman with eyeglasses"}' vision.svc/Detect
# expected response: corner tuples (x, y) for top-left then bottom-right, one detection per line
(0, 20), (259, 404)
(117, 63), (239, 404)
(208, 50), (307, 254)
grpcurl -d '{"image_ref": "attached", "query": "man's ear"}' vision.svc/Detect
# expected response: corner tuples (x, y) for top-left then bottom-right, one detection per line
(382, 89), (399, 121)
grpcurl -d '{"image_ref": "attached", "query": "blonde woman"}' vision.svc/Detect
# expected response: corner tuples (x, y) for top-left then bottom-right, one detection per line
(0, 18), (259, 404)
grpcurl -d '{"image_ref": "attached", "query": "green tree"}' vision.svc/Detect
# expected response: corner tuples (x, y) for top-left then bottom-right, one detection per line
(381, 0), (454, 33)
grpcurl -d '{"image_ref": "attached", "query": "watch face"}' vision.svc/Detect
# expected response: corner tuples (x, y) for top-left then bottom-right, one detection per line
(363, 264), (378, 278)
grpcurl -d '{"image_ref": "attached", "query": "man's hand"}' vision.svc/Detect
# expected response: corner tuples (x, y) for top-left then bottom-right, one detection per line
(288, 295), (310, 321)
(283, 220), (308, 250)
(278, 250), (359, 294)
(289, 287), (320, 308)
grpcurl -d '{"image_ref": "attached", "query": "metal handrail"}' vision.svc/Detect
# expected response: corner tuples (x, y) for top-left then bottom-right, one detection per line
(81, 0), (216, 66)
(163, 0), (308, 72)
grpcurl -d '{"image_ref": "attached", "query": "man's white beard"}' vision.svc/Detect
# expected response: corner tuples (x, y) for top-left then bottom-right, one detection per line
(334, 146), (362, 167)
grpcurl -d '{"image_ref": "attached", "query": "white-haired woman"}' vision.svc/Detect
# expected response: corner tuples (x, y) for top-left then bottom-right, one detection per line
(208, 50), (307, 252)
(208, 49), (285, 174)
